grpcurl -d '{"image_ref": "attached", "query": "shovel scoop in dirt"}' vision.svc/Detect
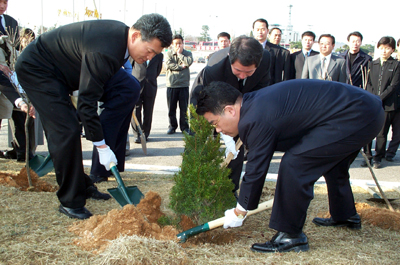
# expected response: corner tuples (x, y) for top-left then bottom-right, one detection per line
(107, 162), (144, 207)
(29, 154), (54, 177)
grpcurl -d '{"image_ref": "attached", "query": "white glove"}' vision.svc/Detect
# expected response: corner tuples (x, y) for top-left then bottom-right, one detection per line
(223, 208), (246, 229)
(96, 146), (117, 171)
(221, 133), (239, 160)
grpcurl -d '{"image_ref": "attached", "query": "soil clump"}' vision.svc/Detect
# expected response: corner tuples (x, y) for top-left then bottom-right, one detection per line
(0, 167), (57, 192)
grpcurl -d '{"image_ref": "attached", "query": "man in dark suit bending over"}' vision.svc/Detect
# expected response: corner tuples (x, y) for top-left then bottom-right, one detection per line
(196, 80), (384, 252)
(190, 36), (271, 197)
(15, 14), (172, 219)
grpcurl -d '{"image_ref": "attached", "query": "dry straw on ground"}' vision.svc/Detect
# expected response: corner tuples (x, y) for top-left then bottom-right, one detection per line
(1, 159), (400, 264)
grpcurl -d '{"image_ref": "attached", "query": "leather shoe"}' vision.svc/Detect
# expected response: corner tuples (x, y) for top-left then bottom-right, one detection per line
(251, 231), (309, 253)
(86, 186), (111, 200)
(59, 205), (92, 219)
(135, 137), (141, 143)
(4, 149), (17, 159)
(360, 159), (371, 167)
(372, 161), (381, 169)
(167, 128), (176, 134)
(89, 174), (108, 184)
(312, 213), (361, 229)
(386, 156), (394, 162)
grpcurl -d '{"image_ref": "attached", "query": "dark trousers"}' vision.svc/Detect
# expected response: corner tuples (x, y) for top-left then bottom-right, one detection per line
(10, 110), (35, 158)
(135, 82), (157, 138)
(17, 67), (138, 208)
(386, 110), (400, 158)
(364, 111), (399, 162)
(167, 87), (189, 131)
(91, 70), (139, 177)
(227, 136), (245, 192)
(269, 116), (384, 234)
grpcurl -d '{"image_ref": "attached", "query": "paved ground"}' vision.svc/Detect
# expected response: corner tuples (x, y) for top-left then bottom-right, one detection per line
(1, 61), (399, 189)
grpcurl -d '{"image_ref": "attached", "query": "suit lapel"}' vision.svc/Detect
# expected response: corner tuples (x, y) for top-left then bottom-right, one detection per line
(327, 56), (337, 77)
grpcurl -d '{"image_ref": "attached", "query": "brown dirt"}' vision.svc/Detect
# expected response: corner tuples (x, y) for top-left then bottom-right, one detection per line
(316, 202), (400, 231)
(0, 161), (400, 264)
(68, 191), (180, 253)
(0, 167), (57, 192)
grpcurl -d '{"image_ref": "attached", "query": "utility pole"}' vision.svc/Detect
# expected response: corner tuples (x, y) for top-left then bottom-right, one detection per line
(286, 5), (293, 44)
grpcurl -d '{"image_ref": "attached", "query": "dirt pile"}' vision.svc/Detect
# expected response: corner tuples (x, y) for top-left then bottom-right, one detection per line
(0, 167), (57, 192)
(318, 202), (400, 231)
(69, 191), (180, 253)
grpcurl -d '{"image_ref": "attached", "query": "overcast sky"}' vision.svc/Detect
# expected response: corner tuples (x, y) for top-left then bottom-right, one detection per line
(7, 0), (400, 46)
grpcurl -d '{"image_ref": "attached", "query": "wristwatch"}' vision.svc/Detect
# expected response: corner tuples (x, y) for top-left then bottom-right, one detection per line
(234, 208), (247, 219)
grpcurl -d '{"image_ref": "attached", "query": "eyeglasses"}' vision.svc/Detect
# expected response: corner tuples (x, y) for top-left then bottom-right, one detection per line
(211, 107), (226, 128)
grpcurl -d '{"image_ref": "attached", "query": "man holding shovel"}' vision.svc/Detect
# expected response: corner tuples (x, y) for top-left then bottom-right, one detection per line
(15, 14), (172, 219)
(196, 80), (384, 252)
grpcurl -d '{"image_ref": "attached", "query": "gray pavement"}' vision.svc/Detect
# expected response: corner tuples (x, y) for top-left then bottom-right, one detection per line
(1, 61), (399, 188)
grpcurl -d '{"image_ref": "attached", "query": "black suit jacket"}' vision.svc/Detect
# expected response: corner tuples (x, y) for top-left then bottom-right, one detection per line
(15, 20), (129, 141)
(143, 53), (163, 95)
(339, 50), (372, 88)
(0, 14), (20, 104)
(237, 79), (383, 210)
(366, 57), (400, 111)
(265, 42), (290, 83)
(290, 50), (319, 79)
(190, 47), (271, 106)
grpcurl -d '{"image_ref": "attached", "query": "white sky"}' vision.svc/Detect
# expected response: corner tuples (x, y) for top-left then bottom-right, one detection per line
(7, 0), (400, 46)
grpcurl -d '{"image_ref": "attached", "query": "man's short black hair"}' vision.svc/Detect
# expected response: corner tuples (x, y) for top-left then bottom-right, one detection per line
(319, 34), (335, 45)
(229, 35), (263, 67)
(172, 34), (183, 41)
(196, 81), (242, 116)
(269, 27), (282, 34)
(301, 31), (316, 41)
(132, 13), (172, 48)
(347, 31), (363, 42)
(217, 32), (230, 40)
(252, 18), (269, 29)
(377, 36), (396, 50)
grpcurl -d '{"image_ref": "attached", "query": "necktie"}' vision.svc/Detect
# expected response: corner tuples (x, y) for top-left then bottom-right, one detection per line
(321, 57), (327, 79)
(238, 79), (244, 91)
(0, 16), (6, 35)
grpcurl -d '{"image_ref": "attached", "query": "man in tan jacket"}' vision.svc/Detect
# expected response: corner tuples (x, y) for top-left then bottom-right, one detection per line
(165, 34), (193, 134)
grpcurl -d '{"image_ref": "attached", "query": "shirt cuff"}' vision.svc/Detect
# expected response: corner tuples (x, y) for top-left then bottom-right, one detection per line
(236, 202), (247, 212)
(93, 140), (106, 146)
(14, 98), (24, 108)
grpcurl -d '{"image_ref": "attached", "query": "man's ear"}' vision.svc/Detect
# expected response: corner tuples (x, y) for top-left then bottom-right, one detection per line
(130, 31), (141, 43)
(225, 105), (237, 116)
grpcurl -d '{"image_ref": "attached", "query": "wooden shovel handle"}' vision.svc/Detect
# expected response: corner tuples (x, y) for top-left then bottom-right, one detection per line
(221, 138), (243, 168)
(208, 199), (274, 229)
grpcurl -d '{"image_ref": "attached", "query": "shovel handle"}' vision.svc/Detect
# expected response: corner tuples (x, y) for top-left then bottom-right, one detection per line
(177, 199), (274, 242)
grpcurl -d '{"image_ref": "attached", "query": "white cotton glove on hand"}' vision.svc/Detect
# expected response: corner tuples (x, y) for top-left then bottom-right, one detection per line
(221, 133), (239, 160)
(223, 208), (246, 229)
(96, 146), (117, 171)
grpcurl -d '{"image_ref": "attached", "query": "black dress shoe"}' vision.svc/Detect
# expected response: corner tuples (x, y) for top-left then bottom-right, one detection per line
(134, 137), (141, 144)
(59, 205), (92, 219)
(360, 159), (371, 167)
(89, 174), (108, 184)
(312, 213), (361, 229)
(4, 149), (17, 159)
(386, 156), (394, 162)
(167, 128), (176, 134)
(86, 186), (111, 200)
(372, 161), (381, 169)
(251, 231), (309, 253)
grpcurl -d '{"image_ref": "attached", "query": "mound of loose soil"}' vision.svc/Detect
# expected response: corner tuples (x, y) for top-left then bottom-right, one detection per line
(69, 191), (180, 253)
(0, 167), (57, 192)
(317, 202), (400, 231)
